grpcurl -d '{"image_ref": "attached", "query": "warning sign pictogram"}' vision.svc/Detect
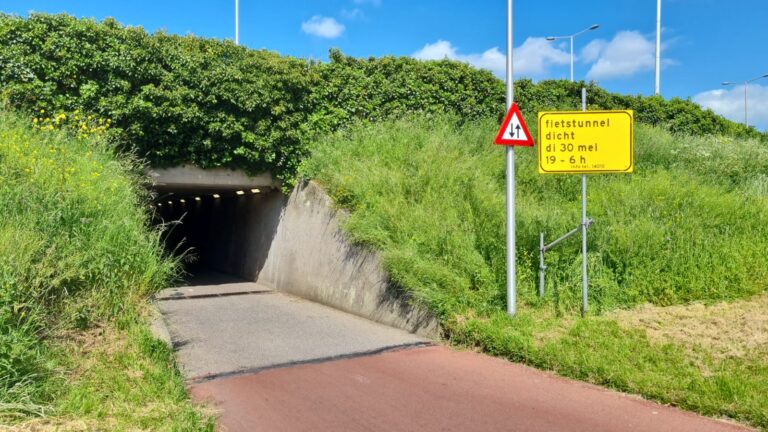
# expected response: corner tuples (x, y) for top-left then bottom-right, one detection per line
(494, 103), (534, 147)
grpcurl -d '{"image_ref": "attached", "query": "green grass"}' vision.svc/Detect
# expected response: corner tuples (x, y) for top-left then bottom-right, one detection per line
(301, 116), (768, 428)
(0, 110), (210, 430)
(50, 311), (214, 431)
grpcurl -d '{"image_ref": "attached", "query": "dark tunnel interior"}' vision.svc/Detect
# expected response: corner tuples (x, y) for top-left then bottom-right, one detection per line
(151, 187), (285, 285)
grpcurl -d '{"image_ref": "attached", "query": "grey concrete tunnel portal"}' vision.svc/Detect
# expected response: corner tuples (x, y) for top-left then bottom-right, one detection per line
(149, 165), (283, 281)
(148, 165), (439, 337)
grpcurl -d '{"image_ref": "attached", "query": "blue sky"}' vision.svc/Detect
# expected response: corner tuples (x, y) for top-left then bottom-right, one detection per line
(3, 0), (767, 129)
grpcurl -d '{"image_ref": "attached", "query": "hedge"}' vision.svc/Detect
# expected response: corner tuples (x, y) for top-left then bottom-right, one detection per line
(1, 13), (762, 183)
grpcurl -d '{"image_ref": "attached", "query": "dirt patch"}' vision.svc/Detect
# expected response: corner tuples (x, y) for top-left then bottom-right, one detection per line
(611, 293), (768, 360)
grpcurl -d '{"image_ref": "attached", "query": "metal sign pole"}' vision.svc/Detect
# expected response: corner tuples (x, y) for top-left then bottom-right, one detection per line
(581, 88), (588, 317)
(505, 0), (516, 316)
(538, 233), (545, 297)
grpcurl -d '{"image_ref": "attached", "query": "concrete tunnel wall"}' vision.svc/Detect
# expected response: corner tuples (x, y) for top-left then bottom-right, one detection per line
(153, 174), (438, 337)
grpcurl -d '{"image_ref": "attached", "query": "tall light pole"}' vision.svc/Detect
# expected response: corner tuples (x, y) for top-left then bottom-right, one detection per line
(235, 0), (240, 45)
(505, 0), (516, 316)
(546, 24), (599, 82)
(655, 0), (661, 95)
(722, 73), (768, 128)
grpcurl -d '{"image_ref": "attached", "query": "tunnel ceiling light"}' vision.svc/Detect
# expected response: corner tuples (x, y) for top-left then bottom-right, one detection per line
(212, 193), (220, 199)
(251, 188), (261, 194)
(194, 197), (201, 201)
(236, 190), (245, 196)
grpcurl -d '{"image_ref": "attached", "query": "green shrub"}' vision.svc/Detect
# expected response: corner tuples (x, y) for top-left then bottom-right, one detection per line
(2, 14), (762, 187)
(0, 14), (504, 185)
(309, 49), (505, 133)
(0, 13), (317, 184)
(516, 80), (766, 140)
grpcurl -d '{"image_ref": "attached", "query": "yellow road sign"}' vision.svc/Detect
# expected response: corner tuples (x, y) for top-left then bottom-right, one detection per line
(537, 110), (634, 174)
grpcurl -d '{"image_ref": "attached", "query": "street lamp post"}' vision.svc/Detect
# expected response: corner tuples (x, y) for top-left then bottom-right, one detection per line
(235, 0), (240, 45)
(546, 24), (599, 82)
(655, 0), (661, 95)
(722, 73), (768, 128)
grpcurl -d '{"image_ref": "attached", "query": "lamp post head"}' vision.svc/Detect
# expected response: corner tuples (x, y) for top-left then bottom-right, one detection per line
(762, 73), (768, 78)
(721, 82), (733, 86)
(546, 36), (556, 41)
(589, 24), (600, 30)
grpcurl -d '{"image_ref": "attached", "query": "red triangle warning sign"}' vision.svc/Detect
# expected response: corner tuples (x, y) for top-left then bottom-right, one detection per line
(494, 103), (534, 147)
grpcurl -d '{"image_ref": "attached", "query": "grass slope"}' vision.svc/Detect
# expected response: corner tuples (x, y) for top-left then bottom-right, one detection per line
(0, 111), (210, 430)
(301, 116), (768, 428)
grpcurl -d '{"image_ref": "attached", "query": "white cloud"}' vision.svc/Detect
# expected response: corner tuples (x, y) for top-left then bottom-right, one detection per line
(301, 16), (345, 39)
(514, 38), (570, 76)
(694, 84), (768, 130)
(580, 39), (606, 63)
(412, 40), (456, 60)
(584, 31), (656, 80)
(412, 38), (569, 78)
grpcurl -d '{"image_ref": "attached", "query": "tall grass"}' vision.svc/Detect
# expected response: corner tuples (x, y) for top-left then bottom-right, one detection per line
(0, 110), (180, 420)
(303, 116), (768, 315)
(301, 116), (768, 427)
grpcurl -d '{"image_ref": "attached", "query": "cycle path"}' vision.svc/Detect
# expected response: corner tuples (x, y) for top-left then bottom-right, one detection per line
(155, 274), (753, 432)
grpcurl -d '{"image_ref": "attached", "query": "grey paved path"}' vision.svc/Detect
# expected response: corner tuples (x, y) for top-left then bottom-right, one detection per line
(156, 274), (426, 380)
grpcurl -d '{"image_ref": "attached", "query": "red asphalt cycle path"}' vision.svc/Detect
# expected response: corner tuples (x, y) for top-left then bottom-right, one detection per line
(190, 345), (753, 432)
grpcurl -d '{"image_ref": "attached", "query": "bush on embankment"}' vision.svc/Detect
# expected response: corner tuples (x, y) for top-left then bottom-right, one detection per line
(1, 13), (764, 186)
(0, 13), (503, 184)
(514, 80), (766, 140)
(0, 110), (207, 428)
(300, 116), (768, 427)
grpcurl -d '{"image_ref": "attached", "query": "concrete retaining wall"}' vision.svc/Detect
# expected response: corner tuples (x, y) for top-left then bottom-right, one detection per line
(256, 182), (439, 337)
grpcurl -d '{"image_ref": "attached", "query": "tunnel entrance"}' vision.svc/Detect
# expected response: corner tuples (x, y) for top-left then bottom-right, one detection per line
(149, 166), (284, 284)
(148, 170), (439, 336)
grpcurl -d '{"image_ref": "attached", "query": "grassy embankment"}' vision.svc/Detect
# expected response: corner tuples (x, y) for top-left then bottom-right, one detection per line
(301, 116), (768, 429)
(0, 111), (212, 430)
